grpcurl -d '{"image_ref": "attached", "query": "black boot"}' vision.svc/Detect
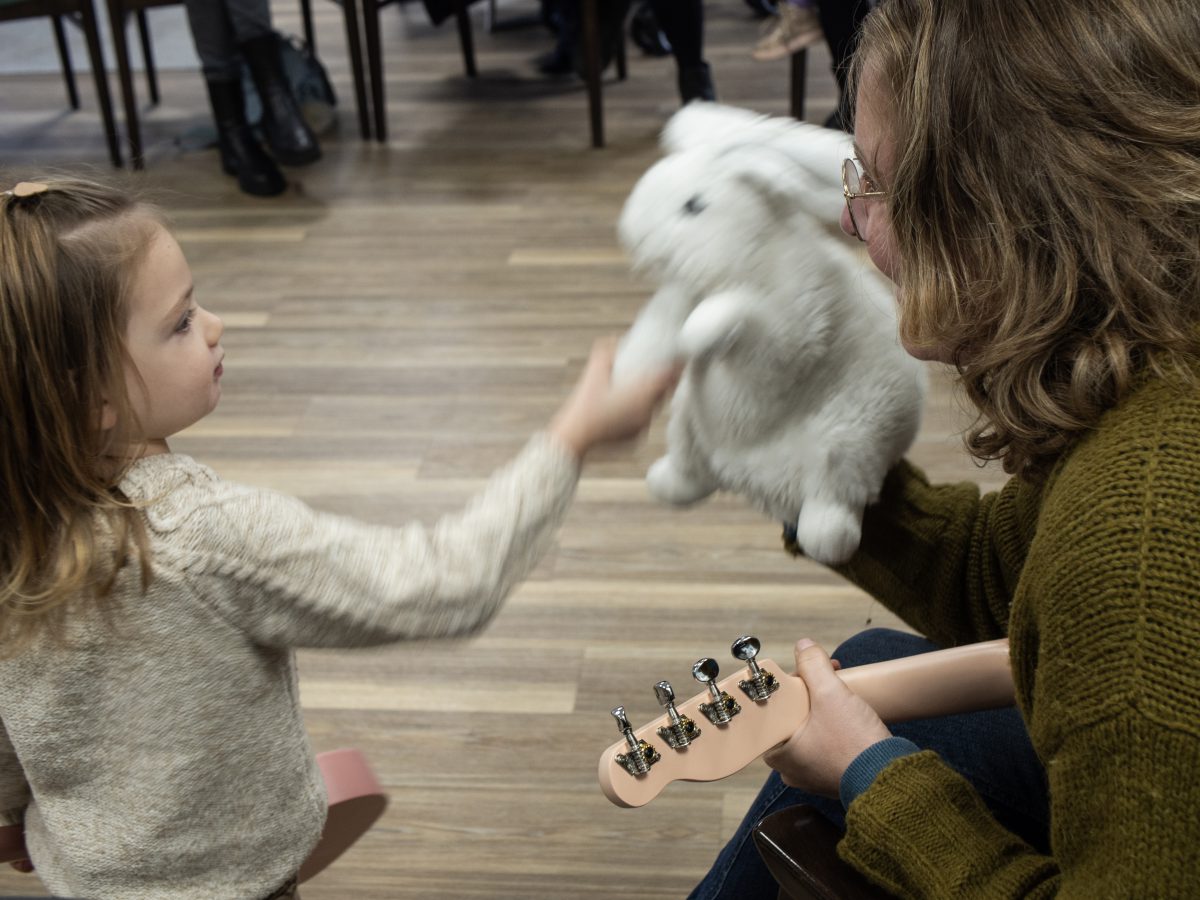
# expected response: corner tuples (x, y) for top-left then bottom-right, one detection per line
(240, 34), (321, 167)
(205, 78), (287, 197)
(678, 61), (716, 104)
(630, 1), (671, 57)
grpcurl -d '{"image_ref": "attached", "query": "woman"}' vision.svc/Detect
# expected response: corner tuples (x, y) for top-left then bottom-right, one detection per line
(691, 0), (1200, 896)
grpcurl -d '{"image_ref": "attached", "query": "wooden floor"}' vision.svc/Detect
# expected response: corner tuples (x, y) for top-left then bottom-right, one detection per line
(0, 2), (1003, 897)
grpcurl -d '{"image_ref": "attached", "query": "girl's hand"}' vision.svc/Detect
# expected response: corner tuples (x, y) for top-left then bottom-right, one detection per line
(549, 337), (681, 461)
(762, 639), (892, 797)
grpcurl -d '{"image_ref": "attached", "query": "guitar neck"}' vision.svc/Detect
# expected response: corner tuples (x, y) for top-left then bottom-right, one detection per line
(599, 638), (1014, 808)
(837, 638), (1014, 722)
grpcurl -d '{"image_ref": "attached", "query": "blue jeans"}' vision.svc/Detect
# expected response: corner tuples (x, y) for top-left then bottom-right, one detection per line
(688, 628), (1049, 900)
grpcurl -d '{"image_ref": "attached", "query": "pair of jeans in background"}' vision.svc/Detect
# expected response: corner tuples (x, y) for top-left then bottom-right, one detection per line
(688, 628), (1050, 900)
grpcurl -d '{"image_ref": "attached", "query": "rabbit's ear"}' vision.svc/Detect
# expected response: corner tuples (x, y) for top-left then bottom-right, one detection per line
(661, 103), (773, 154)
(713, 143), (833, 223)
(765, 120), (854, 197)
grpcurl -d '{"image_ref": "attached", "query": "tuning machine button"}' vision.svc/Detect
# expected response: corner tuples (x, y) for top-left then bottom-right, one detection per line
(611, 706), (661, 777)
(692, 657), (742, 725)
(732, 635), (779, 702)
(653, 681), (701, 749)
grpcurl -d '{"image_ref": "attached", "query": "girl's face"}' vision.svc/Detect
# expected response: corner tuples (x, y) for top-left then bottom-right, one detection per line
(119, 225), (224, 456)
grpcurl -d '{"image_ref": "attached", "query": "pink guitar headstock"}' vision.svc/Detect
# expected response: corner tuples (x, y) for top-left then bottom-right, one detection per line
(598, 635), (1014, 809)
(600, 636), (811, 808)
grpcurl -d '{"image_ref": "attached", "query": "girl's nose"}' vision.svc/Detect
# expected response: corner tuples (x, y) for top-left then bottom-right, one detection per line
(202, 307), (224, 345)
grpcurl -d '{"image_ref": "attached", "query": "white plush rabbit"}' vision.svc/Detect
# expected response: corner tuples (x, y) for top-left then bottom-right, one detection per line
(613, 103), (925, 565)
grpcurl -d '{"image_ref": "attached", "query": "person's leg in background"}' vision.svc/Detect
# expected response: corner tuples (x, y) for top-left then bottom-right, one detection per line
(815, 0), (870, 130)
(223, 0), (321, 166)
(648, 0), (714, 103)
(686, 628), (1050, 900)
(751, 0), (824, 62)
(183, 0), (320, 197)
(183, 0), (285, 196)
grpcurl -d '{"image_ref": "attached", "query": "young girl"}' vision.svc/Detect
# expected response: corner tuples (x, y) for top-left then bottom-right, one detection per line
(693, 0), (1200, 896)
(0, 177), (678, 900)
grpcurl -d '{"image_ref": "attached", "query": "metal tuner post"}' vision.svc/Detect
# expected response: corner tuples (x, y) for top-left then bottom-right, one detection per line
(611, 706), (660, 777)
(692, 657), (741, 725)
(654, 681), (701, 749)
(732, 635), (779, 702)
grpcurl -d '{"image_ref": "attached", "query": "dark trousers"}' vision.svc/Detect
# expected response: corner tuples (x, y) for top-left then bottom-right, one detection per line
(816, 0), (871, 126)
(183, 0), (274, 80)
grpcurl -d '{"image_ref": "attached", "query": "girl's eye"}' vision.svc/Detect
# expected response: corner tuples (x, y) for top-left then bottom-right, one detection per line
(861, 172), (877, 193)
(175, 308), (197, 334)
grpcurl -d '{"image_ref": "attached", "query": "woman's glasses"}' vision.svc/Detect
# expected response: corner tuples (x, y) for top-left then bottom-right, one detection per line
(842, 158), (886, 242)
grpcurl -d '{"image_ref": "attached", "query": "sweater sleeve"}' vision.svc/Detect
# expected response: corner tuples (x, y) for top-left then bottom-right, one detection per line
(838, 382), (1200, 897)
(0, 719), (28, 828)
(840, 711), (1200, 898)
(161, 433), (580, 648)
(832, 460), (1035, 646)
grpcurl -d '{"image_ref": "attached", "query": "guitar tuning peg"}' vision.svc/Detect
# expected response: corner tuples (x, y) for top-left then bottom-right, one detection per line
(731, 635), (780, 702)
(654, 681), (701, 749)
(611, 706), (660, 777)
(692, 657), (741, 725)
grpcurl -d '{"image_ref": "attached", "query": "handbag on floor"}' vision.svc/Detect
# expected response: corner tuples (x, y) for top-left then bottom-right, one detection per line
(242, 32), (338, 136)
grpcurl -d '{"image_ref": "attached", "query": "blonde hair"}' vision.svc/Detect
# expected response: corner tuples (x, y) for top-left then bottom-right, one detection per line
(855, 0), (1200, 478)
(0, 176), (163, 646)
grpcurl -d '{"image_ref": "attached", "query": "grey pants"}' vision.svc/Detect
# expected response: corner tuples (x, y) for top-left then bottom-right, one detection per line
(183, 0), (274, 81)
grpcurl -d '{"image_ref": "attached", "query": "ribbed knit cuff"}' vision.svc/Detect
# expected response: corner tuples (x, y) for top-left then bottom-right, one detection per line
(840, 737), (921, 811)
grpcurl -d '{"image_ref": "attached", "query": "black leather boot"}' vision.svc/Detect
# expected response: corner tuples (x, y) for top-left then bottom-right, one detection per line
(678, 61), (716, 104)
(240, 33), (321, 166)
(205, 78), (287, 197)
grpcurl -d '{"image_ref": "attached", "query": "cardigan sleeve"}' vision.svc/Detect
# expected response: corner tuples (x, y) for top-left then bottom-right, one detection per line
(158, 433), (580, 648)
(831, 460), (1036, 646)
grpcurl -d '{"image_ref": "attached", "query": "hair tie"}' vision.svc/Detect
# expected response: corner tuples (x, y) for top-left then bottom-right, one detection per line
(2, 182), (50, 199)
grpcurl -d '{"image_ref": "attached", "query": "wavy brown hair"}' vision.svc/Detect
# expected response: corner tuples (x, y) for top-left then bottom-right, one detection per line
(855, 0), (1200, 478)
(0, 176), (162, 647)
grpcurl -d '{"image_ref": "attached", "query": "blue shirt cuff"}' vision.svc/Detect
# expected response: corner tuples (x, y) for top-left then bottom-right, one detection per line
(839, 736), (921, 810)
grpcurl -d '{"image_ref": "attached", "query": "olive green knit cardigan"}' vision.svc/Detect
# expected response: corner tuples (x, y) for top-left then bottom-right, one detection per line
(833, 373), (1200, 898)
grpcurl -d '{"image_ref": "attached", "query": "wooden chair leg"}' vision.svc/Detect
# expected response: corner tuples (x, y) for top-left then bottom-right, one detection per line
(361, 0), (387, 141)
(789, 47), (807, 121)
(105, 0), (143, 169)
(136, 10), (159, 106)
(300, 0), (317, 53)
(452, 0), (477, 78)
(340, 0), (373, 140)
(78, 1), (123, 167)
(580, 0), (603, 148)
(51, 15), (80, 109)
(615, 16), (627, 82)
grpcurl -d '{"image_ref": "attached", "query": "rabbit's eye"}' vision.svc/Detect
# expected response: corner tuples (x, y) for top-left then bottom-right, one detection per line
(683, 195), (707, 216)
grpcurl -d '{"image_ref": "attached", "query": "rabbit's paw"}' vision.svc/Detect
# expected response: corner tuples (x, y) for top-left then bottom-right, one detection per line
(646, 456), (715, 506)
(795, 499), (862, 566)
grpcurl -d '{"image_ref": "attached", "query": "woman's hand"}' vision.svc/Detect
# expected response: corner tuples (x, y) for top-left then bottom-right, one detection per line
(549, 337), (681, 461)
(762, 639), (892, 797)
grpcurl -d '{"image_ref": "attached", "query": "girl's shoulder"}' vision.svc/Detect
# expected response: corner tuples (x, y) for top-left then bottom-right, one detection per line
(119, 453), (294, 535)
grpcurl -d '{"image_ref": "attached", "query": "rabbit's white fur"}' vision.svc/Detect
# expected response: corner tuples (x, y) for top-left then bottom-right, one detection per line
(613, 104), (926, 565)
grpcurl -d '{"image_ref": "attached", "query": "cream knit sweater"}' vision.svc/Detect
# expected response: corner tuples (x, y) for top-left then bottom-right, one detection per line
(0, 434), (579, 900)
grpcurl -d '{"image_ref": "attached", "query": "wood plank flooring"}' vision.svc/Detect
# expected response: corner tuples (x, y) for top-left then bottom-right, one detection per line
(0, 2), (1001, 896)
